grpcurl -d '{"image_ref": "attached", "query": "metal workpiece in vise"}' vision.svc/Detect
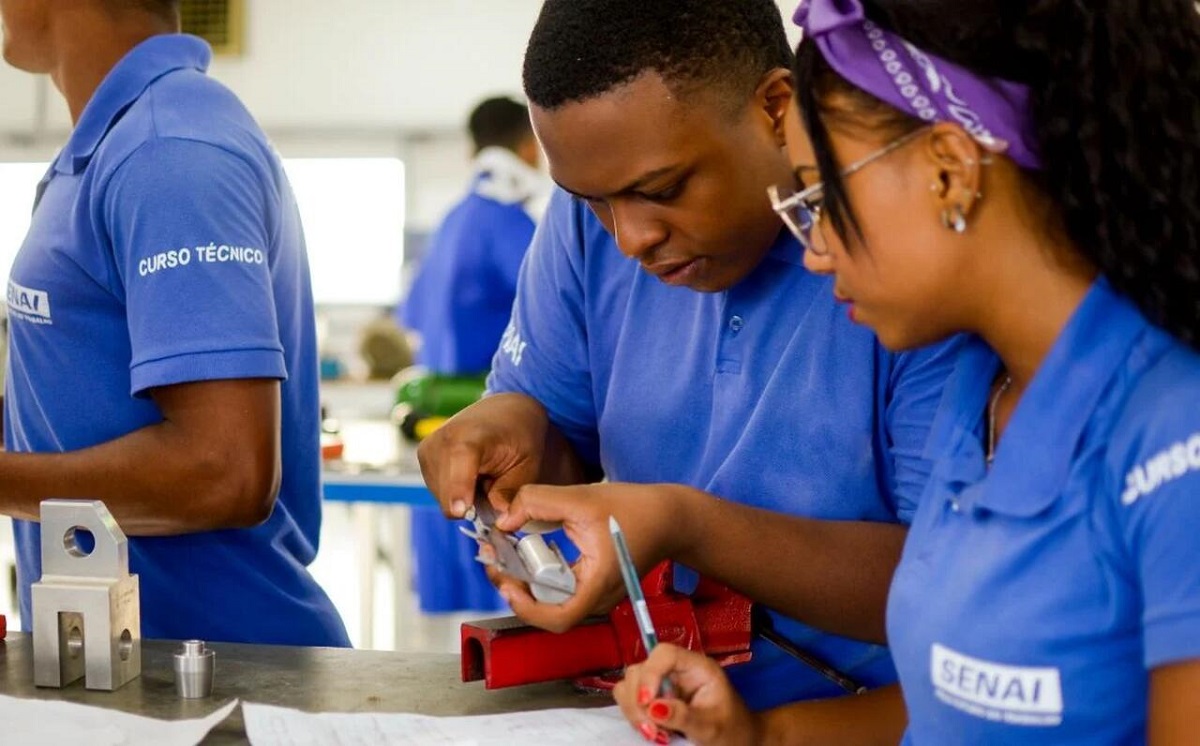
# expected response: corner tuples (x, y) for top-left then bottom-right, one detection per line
(461, 561), (754, 690)
(461, 497), (576, 605)
(32, 499), (141, 691)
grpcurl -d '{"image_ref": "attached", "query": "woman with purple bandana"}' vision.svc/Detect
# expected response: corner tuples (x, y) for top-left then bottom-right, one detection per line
(614, 1), (1200, 743)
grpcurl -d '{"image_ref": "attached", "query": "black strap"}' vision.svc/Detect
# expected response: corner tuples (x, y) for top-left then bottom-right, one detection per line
(753, 606), (867, 695)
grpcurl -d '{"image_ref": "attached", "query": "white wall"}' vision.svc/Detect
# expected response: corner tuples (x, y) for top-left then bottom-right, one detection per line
(0, 1), (542, 229)
(214, 0), (540, 131)
(0, 0), (542, 135)
(0, 0), (805, 229)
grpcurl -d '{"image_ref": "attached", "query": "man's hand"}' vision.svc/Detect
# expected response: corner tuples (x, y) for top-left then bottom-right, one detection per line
(490, 482), (697, 633)
(416, 393), (555, 517)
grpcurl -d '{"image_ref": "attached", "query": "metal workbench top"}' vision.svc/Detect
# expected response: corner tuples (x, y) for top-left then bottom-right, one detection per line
(0, 632), (608, 744)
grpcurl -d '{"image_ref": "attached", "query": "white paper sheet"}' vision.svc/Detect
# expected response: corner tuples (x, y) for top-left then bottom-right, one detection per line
(243, 702), (694, 746)
(0, 694), (238, 746)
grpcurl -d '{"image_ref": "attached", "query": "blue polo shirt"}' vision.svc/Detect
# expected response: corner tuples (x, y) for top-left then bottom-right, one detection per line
(403, 184), (535, 375)
(488, 189), (958, 710)
(888, 279), (1200, 744)
(5, 34), (349, 647)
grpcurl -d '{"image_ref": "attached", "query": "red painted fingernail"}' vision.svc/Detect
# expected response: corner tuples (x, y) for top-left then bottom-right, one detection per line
(648, 700), (671, 722)
(654, 731), (670, 745)
(638, 722), (658, 742)
(637, 686), (653, 706)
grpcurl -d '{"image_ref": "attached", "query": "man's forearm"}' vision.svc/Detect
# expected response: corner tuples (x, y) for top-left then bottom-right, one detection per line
(0, 419), (274, 536)
(672, 487), (905, 644)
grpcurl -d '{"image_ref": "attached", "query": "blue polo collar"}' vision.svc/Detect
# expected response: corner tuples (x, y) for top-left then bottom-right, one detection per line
(933, 278), (1150, 517)
(766, 227), (805, 267)
(53, 34), (211, 176)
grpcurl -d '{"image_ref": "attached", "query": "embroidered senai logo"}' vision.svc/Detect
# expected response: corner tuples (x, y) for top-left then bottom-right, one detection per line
(7, 280), (52, 324)
(930, 643), (1063, 727)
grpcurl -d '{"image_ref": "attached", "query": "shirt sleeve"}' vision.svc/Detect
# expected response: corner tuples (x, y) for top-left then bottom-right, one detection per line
(883, 335), (964, 524)
(1108, 367), (1200, 669)
(486, 190), (601, 466)
(103, 137), (286, 396)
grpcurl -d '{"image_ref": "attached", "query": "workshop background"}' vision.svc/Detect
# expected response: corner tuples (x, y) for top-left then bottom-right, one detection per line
(0, 0), (804, 653)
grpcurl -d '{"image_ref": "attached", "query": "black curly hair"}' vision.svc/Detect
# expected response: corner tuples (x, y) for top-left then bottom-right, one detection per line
(523, 0), (793, 112)
(467, 97), (532, 154)
(794, 0), (1200, 347)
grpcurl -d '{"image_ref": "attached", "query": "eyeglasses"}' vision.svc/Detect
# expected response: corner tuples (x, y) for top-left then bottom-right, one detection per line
(768, 126), (931, 256)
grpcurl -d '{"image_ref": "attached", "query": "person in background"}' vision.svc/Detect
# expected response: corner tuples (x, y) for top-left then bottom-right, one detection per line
(401, 96), (548, 617)
(614, 1), (1200, 743)
(0, 0), (348, 646)
(401, 95), (547, 375)
(418, 0), (960, 711)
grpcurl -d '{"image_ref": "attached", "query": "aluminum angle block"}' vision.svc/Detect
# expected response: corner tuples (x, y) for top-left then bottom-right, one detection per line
(32, 499), (141, 691)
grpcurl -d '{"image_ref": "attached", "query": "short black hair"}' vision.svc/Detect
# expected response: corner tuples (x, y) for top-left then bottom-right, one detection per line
(467, 96), (533, 154)
(794, 0), (1200, 348)
(523, 0), (792, 111)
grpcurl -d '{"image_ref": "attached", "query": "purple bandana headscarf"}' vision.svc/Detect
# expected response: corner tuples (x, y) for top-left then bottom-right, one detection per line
(793, 0), (1042, 170)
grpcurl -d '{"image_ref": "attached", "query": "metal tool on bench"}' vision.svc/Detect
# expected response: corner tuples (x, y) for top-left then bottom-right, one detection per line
(173, 639), (216, 698)
(31, 499), (141, 691)
(460, 486), (576, 605)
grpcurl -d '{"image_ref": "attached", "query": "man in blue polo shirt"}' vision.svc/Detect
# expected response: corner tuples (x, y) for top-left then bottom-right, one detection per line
(417, 0), (957, 710)
(0, 0), (348, 646)
(401, 96), (548, 616)
(403, 95), (547, 377)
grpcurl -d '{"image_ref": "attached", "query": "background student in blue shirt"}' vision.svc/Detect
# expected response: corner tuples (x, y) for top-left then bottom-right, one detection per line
(614, 0), (1200, 743)
(402, 95), (548, 376)
(401, 96), (549, 616)
(0, 0), (348, 646)
(417, 0), (960, 711)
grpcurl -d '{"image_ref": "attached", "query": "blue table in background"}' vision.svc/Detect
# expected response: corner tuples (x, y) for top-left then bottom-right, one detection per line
(323, 469), (435, 506)
(322, 467), (436, 650)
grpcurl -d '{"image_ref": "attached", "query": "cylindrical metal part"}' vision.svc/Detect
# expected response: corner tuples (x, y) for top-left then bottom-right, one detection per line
(516, 536), (575, 604)
(173, 639), (215, 698)
(516, 535), (560, 579)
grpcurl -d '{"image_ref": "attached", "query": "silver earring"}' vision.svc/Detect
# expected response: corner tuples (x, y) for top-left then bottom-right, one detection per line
(941, 205), (967, 234)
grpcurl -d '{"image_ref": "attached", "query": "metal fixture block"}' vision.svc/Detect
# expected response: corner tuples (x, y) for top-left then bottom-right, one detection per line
(32, 500), (141, 691)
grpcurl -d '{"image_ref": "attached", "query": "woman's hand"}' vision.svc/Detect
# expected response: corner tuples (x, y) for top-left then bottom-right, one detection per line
(613, 644), (761, 746)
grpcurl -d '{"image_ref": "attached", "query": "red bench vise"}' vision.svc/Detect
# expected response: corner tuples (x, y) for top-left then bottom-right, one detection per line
(461, 561), (753, 689)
